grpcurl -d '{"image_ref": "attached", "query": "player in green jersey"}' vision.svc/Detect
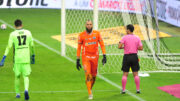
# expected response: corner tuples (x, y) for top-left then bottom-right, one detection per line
(0, 19), (35, 100)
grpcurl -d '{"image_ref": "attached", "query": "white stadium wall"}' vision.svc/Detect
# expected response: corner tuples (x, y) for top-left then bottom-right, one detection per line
(0, 0), (179, 27)
(0, 0), (61, 8)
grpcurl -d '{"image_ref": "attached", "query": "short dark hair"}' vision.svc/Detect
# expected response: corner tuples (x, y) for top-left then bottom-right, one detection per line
(86, 19), (92, 23)
(14, 19), (22, 27)
(126, 24), (134, 32)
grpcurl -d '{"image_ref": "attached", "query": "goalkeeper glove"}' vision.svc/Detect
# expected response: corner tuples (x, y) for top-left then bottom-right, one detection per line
(0, 55), (6, 67)
(76, 59), (82, 71)
(102, 54), (107, 65)
(31, 55), (35, 64)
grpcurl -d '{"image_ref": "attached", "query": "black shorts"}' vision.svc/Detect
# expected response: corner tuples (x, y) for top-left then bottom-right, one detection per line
(121, 54), (140, 72)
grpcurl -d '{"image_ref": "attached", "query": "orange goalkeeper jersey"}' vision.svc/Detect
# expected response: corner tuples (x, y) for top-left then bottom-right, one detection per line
(77, 30), (106, 57)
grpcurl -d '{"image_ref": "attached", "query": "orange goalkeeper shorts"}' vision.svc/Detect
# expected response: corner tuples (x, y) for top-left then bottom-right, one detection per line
(82, 55), (99, 76)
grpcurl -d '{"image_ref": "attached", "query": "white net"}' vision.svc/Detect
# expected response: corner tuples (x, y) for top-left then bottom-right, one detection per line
(58, 0), (180, 74)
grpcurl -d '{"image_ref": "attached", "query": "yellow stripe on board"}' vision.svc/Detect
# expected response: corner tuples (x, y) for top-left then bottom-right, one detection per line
(52, 25), (171, 48)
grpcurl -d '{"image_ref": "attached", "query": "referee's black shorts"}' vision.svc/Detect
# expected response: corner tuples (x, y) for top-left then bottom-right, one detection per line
(121, 53), (140, 72)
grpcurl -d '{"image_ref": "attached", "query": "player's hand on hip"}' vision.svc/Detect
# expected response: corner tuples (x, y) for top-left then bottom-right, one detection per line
(102, 54), (107, 65)
(76, 59), (82, 71)
(31, 55), (35, 64)
(0, 56), (6, 67)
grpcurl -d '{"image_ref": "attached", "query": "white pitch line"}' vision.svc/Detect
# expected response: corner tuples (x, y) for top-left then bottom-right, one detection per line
(0, 19), (145, 101)
(0, 90), (119, 94)
(98, 75), (145, 101)
(0, 20), (15, 29)
(0, 19), (59, 54)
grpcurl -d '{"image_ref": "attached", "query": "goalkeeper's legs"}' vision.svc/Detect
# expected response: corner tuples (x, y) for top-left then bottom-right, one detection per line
(15, 75), (21, 97)
(83, 61), (92, 95)
(22, 64), (31, 92)
(91, 76), (96, 89)
(91, 56), (98, 89)
(23, 76), (30, 100)
(122, 72), (128, 92)
(22, 64), (31, 100)
(14, 64), (21, 97)
(133, 72), (140, 92)
(83, 56), (99, 99)
(85, 73), (93, 95)
(23, 76), (29, 91)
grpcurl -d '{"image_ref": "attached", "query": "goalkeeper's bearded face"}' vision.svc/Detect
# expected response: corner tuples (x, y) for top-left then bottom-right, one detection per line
(86, 27), (93, 33)
(86, 21), (93, 33)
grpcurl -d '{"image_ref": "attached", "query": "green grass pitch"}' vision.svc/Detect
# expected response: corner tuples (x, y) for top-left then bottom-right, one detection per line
(0, 9), (180, 101)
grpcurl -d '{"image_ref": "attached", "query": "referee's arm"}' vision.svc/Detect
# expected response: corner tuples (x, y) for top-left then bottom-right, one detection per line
(138, 46), (143, 50)
(118, 42), (124, 49)
(138, 39), (143, 50)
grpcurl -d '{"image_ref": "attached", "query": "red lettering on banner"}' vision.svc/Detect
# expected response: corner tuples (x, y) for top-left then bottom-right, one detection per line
(127, 1), (135, 10)
(89, 0), (144, 12)
(119, 1), (123, 10)
(90, 0), (120, 10)
(90, 0), (93, 8)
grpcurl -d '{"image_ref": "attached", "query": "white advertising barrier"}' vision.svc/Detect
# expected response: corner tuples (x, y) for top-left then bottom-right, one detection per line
(67, 0), (147, 14)
(0, 0), (179, 27)
(0, 0), (146, 13)
(69, 0), (180, 27)
(157, 0), (180, 27)
(0, 0), (61, 8)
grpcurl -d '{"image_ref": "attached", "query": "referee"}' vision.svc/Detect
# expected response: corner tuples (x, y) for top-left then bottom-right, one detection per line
(118, 24), (143, 94)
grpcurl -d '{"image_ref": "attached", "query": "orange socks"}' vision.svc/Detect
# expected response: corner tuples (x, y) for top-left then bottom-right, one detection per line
(91, 76), (96, 89)
(86, 74), (93, 95)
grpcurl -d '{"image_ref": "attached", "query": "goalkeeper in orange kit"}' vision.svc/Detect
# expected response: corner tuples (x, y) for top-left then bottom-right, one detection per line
(76, 20), (106, 100)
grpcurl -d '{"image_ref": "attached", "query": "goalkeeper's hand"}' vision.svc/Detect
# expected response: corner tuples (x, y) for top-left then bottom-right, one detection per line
(31, 55), (35, 64)
(76, 59), (82, 71)
(0, 56), (6, 67)
(102, 54), (107, 65)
